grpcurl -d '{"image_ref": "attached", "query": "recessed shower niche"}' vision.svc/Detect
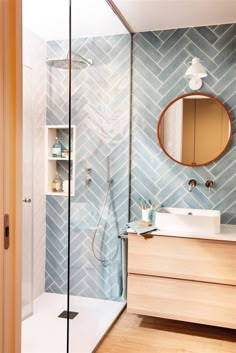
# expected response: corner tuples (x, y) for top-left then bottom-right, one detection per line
(46, 125), (76, 196)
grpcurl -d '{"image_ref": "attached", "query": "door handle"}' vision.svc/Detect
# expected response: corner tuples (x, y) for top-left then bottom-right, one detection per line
(4, 214), (10, 250)
(22, 198), (31, 203)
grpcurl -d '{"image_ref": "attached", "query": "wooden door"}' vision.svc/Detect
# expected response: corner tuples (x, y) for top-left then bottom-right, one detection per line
(1, 0), (22, 352)
(195, 99), (222, 164)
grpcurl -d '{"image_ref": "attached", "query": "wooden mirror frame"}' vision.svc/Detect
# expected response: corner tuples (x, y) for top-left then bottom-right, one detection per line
(157, 93), (232, 167)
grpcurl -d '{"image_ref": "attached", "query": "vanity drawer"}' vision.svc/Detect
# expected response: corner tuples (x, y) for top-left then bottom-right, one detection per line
(127, 274), (236, 329)
(128, 234), (236, 285)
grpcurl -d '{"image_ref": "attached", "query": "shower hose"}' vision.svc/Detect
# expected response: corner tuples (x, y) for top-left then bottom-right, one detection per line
(91, 178), (120, 264)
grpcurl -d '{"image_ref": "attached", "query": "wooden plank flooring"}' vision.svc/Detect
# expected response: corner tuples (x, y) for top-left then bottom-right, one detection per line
(96, 309), (236, 353)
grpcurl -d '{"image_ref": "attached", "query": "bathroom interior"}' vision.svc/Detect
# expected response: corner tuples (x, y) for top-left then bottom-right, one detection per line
(19, 0), (236, 352)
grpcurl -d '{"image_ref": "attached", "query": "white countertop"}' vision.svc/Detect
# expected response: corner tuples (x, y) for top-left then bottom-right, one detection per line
(128, 224), (236, 242)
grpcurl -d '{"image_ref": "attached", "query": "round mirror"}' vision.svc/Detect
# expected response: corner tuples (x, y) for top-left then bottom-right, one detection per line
(157, 93), (232, 166)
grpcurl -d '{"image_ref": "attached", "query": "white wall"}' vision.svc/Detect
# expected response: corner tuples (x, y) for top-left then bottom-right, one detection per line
(23, 28), (46, 299)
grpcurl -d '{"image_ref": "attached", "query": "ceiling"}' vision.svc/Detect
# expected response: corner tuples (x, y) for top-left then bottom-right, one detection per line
(113, 0), (236, 32)
(23, 0), (236, 40)
(23, 0), (128, 40)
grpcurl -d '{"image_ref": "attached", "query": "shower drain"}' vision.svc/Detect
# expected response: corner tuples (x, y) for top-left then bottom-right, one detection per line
(58, 311), (79, 319)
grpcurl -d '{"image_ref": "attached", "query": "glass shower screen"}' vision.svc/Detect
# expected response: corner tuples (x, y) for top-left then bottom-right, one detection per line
(22, 0), (131, 352)
(22, 0), (70, 352)
(68, 0), (131, 351)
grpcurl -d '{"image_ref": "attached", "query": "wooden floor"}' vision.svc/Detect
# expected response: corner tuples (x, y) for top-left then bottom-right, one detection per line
(96, 309), (236, 353)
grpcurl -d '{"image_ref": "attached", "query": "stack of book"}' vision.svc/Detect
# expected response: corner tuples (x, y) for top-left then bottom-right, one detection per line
(127, 220), (157, 235)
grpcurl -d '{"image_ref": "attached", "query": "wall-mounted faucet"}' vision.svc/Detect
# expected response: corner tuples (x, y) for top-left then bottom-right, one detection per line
(205, 180), (214, 191)
(86, 166), (92, 174)
(188, 179), (197, 192)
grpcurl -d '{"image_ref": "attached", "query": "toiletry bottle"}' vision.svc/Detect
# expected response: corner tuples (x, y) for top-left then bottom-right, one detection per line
(52, 137), (62, 157)
(59, 174), (63, 191)
(52, 172), (62, 192)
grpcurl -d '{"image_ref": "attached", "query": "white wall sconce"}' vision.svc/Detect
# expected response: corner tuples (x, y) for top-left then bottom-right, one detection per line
(185, 57), (207, 90)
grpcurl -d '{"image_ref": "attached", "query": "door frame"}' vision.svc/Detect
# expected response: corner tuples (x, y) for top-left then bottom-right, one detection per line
(1, 0), (22, 352)
(0, 1), (4, 350)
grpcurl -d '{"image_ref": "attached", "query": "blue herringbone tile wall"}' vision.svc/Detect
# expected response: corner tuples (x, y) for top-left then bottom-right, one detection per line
(132, 23), (236, 223)
(46, 23), (236, 299)
(46, 34), (131, 299)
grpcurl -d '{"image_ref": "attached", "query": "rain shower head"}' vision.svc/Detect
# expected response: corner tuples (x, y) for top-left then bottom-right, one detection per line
(46, 51), (93, 69)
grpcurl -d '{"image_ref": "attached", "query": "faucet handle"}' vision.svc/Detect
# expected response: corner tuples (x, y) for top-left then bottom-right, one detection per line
(205, 180), (214, 188)
(188, 179), (197, 187)
(188, 179), (197, 192)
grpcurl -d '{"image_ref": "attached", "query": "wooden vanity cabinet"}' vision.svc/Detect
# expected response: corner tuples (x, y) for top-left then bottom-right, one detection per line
(127, 233), (236, 329)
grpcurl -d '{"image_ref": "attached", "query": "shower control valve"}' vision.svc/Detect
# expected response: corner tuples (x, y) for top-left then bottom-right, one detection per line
(107, 177), (113, 184)
(86, 176), (92, 185)
(86, 166), (92, 173)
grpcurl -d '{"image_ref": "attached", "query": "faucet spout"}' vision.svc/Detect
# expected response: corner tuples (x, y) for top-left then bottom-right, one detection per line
(188, 179), (197, 192)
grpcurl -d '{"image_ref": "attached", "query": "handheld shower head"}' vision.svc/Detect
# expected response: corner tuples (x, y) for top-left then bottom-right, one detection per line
(106, 156), (113, 184)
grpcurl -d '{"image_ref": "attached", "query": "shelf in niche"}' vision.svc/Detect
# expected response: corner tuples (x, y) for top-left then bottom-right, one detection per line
(46, 191), (71, 196)
(46, 125), (76, 197)
(48, 157), (74, 161)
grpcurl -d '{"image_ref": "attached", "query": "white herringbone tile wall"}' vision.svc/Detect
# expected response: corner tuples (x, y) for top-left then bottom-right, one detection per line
(132, 23), (236, 224)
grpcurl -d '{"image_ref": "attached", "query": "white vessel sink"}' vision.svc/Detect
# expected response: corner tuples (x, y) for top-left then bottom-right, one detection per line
(155, 207), (221, 235)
